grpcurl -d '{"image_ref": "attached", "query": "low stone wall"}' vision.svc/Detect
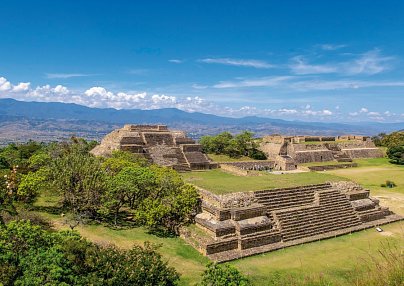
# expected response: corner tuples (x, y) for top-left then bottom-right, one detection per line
(308, 163), (358, 171)
(222, 161), (275, 170)
(220, 164), (259, 176)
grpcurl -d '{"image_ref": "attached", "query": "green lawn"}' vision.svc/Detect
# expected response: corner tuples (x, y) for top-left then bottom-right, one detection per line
(182, 169), (346, 194)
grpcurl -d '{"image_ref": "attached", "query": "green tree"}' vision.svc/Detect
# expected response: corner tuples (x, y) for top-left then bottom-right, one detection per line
(17, 168), (49, 204)
(380, 131), (404, 148)
(50, 148), (106, 217)
(101, 166), (156, 225)
(387, 145), (404, 165)
(199, 262), (251, 286)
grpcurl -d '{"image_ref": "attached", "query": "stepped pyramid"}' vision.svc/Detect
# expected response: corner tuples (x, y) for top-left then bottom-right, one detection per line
(91, 124), (215, 171)
(182, 182), (402, 262)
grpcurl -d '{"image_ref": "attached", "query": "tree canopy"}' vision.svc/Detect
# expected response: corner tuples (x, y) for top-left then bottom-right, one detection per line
(200, 131), (266, 160)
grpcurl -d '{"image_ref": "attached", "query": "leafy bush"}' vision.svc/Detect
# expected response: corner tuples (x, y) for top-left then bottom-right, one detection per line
(387, 145), (404, 165)
(199, 262), (251, 286)
(381, 180), (396, 188)
(0, 220), (180, 286)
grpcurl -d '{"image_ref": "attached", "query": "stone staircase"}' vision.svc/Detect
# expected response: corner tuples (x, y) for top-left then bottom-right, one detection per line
(275, 189), (361, 241)
(325, 143), (353, 162)
(254, 184), (331, 211)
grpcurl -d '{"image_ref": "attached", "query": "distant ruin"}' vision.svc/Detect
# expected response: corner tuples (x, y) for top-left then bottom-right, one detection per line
(260, 135), (383, 170)
(91, 124), (215, 171)
(181, 182), (402, 262)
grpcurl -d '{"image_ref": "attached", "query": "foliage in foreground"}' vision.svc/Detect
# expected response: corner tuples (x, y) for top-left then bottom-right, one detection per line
(0, 220), (180, 286)
(199, 262), (251, 286)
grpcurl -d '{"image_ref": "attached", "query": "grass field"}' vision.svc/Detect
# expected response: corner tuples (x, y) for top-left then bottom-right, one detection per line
(182, 169), (346, 194)
(31, 157), (403, 285)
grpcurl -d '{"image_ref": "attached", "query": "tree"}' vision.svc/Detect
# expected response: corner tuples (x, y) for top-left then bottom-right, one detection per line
(387, 145), (404, 165)
(135, 166), (199, 234)
(380, 131), (404, 148)
(50, 148), (106, 217)
(200, 131), (266, 160)
(199, 262), (251, 286)
(17, 168), (49, 204)
(101, 166), (156, 225)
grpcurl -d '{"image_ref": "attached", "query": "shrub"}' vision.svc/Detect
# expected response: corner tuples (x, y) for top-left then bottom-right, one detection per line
(199, 262), (251, 286)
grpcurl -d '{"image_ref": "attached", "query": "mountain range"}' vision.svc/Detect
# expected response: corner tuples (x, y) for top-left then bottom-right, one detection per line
(0, 98), (403, 144)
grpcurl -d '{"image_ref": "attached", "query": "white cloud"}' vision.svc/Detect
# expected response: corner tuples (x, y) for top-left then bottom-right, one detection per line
(290, 79), (404, 91)
(360, 107), (368, 113)
(200, 58), (273, 69)
(320, 44), (347, 51)
(289, 49), (394, 75)
(344, 49), (393, 75)
(214, 76), (292, 88)
(290, 56), (337, 75)
(0, 77), (30, 92)
(45, 73), (93, 79)
(168, 59), (183, 64)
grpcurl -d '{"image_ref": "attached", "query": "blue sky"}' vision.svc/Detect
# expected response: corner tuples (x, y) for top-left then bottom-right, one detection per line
(1, 0), (404, 122)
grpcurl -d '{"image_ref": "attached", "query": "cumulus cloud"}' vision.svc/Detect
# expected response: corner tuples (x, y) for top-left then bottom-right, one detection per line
(200, 58), (273, 69)
(0, 77), (30, 92)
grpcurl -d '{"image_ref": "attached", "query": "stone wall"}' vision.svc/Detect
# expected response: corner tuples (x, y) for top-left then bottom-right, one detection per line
(341, 148), (384, 159)
(308, 163), (358, 171)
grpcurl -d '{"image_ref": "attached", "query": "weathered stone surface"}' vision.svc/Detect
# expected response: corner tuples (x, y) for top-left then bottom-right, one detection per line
(91, 124), (214, 171)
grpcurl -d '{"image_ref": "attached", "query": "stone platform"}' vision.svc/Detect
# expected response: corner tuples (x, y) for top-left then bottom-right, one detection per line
(91, 124), (216, 171)
(181, 181), (403, 262)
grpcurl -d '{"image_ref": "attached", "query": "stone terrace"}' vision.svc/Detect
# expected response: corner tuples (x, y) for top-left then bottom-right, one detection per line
(91, 124), (215, 171)
(181, 181), (403, 262)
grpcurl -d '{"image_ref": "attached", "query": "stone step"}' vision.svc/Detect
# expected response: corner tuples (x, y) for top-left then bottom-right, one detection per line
(282, 220), (361, 241)
(281, 216), (361, 236)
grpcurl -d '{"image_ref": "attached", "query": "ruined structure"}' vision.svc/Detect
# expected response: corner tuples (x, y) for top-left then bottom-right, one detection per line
(181, 182), (402, 262)
(260, 135), (383, 166)
(91, 124), (215, 171)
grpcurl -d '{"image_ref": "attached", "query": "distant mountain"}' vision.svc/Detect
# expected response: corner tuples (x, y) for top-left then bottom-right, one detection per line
(0, 98), (403, 144)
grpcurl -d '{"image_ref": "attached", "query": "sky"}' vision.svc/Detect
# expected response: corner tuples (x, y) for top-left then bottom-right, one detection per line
(1, 0), (404, 122)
